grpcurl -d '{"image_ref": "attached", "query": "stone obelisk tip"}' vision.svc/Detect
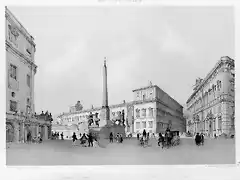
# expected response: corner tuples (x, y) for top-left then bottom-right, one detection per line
(104, 57), (106, 66)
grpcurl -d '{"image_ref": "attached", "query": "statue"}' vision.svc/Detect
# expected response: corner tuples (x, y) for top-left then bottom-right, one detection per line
(88, 112), (94, 126)
(75, 101), (83, 111)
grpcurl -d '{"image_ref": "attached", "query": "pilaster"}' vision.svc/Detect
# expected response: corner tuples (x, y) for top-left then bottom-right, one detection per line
(13, 122), (19, 142)
(44, 125), (48, 140)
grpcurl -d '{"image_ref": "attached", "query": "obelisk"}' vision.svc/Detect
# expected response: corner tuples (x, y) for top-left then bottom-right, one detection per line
(102, 57), (108, 108)
(100, 57), (110, 127)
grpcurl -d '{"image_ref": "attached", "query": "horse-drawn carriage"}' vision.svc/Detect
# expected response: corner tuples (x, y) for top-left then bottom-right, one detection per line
(158, 131), (180, 148)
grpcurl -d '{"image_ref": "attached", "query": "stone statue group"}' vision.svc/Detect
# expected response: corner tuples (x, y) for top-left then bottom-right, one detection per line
(88, 112), (100, 127)
(87, 110), (126, 127)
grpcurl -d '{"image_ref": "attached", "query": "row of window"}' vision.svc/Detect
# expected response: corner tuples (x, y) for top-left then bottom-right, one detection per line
(192, 117), (222, 131)
(9, 64), (31, 87)
(135, 108), (154, 118)
(189, 80), (222, 110)
(135, 121), (153, 129)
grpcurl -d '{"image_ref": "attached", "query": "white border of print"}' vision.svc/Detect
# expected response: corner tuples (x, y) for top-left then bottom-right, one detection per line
(0, 0), (239, 180)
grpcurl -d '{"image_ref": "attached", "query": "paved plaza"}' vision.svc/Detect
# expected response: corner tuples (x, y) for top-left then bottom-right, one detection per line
(6, 137), (235, 165)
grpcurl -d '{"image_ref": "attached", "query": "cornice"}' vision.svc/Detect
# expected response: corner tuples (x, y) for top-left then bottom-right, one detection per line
(186, 56), (234, 104)
(133, 85), (183, 109)
(132, 85), (156, 92)
(5, 7), (36, 49)
(6, 40), (37, 71)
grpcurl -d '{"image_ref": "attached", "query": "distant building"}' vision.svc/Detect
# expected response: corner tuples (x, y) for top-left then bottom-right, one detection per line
(186, 56), (235, 137)
(5, 7), (51, 142)
(55, 82), (185, 136)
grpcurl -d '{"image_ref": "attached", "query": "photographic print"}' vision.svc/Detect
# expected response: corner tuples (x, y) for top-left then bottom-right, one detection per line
(5, 5), (235, 166)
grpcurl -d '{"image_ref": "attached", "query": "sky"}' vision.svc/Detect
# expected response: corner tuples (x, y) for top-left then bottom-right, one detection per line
(8, 6), (234, 116)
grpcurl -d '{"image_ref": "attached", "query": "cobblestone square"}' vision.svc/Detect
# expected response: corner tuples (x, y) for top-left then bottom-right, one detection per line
(6, 138), (235, 165)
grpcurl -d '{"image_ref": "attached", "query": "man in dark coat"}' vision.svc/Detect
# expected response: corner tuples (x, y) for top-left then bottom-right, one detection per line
(72, 132), (77, 146)
(195, 133), (201, 146)
(137, 133), (140, 140)
(143, 129), (147, 138)
(88, 132), (93, 147)
(201, 133), (204, 145)
(109, 132), (113, 143)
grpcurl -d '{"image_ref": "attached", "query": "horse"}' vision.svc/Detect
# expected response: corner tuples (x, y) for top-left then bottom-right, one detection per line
(163, 132), (173, 148)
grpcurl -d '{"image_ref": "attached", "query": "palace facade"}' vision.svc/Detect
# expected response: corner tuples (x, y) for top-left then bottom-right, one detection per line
(6, 7), (52, 143)
(55, 82), (185, 137)
(186, 56), (235, 137)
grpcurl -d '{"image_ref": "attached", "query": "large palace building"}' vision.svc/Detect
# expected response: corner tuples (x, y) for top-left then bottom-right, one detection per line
(6, 7), (52, 143)
(186, 56), (235, 137)
(55, 82), (185, 137)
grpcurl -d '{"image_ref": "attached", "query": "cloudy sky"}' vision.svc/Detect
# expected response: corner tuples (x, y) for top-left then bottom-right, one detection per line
(8, 6), (234, 116)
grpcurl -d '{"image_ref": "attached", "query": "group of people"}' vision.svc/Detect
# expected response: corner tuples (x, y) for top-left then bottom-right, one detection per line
(26, 131), (42, 144)
(109, 132), (123, 143)
(72, 132), (99, 147)
(195, 133), (204, 146)
(52, 132), (60, 140)
(136, 128), (180, 149)
(136, 129), (153, 141)
(137, 129), (150, 147)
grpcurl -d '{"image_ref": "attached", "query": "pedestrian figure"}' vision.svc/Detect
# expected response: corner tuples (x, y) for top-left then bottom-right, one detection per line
(158, 133), (164, 148)
(116, 133), (121, 143)
(195, 133), (201, 146)
(137, 133), (140, 140)
(152, 133), (155, 139)
(80, 133), (88, 147)
(201, 133), (204, 145)
(143, 129), (147, 138)
(109, 132), (113, 143)
(38, 132), (42, 143)
(27, 131), (31, 143)
(61, 132), (64, 140)
(88, 132), (93, 147)
(72, 132), (77, 146)
(120, 134), (123, 143)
